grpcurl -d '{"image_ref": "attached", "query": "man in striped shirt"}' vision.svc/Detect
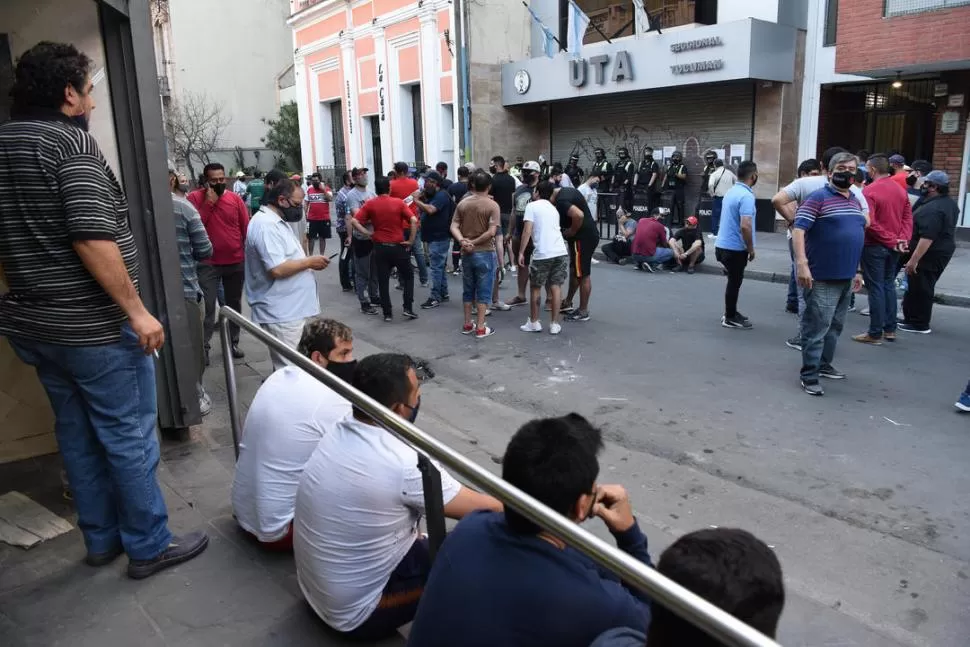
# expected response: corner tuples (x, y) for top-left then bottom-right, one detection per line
(0, 42), (208, 577)
(792, 152), (867, 396)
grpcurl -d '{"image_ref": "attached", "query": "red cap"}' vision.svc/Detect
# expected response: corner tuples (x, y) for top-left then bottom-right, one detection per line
(686, 216), (698, 226)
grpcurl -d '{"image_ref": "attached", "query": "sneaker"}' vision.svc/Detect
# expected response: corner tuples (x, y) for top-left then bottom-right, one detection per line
(884, 331), (896, 342)
(520, 319), (542, 333)
(819, 366), (846, 380)
(384, 315), (393, 322)
(721, 314), (752, 330)
(452, 268), (462, 276)
(360, 305), (379, 315)
(671, 264), (683, 273)
(198, 395), (212, 417)
(707, 233), (716, 240)
(560, 302), (576, 313)
(736, 312), (751, 322)
(617, 257), (629, 266)
(507, 296), (528, 307)
(420, 281), (429, 288)
(85, 545), (125, 567)
(785, 303), (799, 314)
(490, 301), (512, 312)
(127, 531), (209, 580)
(566, 310), (590, 322)
(441, 295), (450, 303)
(510, 264), (517, 273)
(686, 267), (696, 275)
(801, 380), (824, 396)
(395, 284), (403, 290)
(848, 305), (857, 313)
(421, 298), (440, 309)
(860, 307), (870, 317)
(231, 345), (245, 359)
(370, 299), (382, 307)
(637, 262), (656, 273)
(461, 323), (475, 335)
(591, 257), (600, 264)
(852, 333), (883, 345)
(402, 310), (419, 320)
(342, 287), (354, 292)
(956, 392), (970, 412)
(475, 325), (495, 339)
(549, 322), (562, 335)
(898, 322), (931, 334)
(785, 337), (802, 351)
(484, 307), (493, 316)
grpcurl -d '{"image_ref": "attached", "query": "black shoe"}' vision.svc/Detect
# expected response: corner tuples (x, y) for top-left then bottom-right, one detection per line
(801, 380), (824, 396)
(560, 302), (576, 314)
(421, 298), (440, 309)
(85, 545), (125, 567)
(721, 314), (752, 330)
(370, 299), (382, 307)
(384, 315), (393, 322)
(898, 322), (931, 334)
(231, 345), (245, 359)
(441, 295), (450, 303)
(403, 310), (419, 320)
(360, 305), (379, 315)
(127, 531), (209, 580)
(785, 303), (799, 314)
(671, 264), (684, 272)
(819, 366), (846, 380)
(566, 310), (591, 322)
(735, 312), (750, 322)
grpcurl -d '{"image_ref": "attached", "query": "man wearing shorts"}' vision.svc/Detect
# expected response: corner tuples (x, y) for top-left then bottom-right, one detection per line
(305, 173), (333, 255)
(507, 160), (541, 308)
(451, 170), (500, 338)
(553, 186), (598, 322)
(518, 181), (567, 335)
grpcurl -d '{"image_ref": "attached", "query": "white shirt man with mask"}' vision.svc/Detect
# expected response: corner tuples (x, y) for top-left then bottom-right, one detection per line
(231, 317), (356, 551)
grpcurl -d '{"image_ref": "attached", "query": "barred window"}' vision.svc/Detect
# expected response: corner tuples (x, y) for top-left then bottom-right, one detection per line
(884, 0), (970, 18)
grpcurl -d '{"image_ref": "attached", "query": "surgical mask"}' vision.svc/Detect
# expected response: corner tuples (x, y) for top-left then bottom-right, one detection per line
(831, 171), (853, 189)
(211, 182), (227, 196)
(178, 183), (189, 194)
(325, 359), (357, 383)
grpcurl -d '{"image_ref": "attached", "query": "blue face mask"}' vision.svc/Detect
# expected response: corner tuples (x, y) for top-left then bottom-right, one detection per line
(403, 396), (421, 423)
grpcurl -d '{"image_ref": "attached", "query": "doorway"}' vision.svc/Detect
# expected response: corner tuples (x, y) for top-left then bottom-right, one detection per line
(368, 115), (383, 177)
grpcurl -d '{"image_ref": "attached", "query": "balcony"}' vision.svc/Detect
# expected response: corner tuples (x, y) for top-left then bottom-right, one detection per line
(291, 0), (325, 15)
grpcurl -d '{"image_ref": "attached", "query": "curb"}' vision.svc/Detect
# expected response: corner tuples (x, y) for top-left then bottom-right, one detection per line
(592, 251), (970, 310)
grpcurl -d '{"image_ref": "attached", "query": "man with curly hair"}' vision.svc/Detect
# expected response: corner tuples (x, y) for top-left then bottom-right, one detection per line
(0, 42), (208, 578)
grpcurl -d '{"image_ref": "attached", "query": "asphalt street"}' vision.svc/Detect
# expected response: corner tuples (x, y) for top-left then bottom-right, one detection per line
(312, 255), (970, 646)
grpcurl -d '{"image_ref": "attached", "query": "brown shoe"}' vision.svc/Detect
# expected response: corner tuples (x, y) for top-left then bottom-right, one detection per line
(883, 332), (896, 342)
(852, 333), (883, 345)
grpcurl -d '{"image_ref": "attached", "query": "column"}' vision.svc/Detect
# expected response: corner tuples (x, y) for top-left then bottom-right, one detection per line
(418, 11), (441, 167)
(373, 27), (394, 170)
(293, 56), (315, 173)
(340, 38), (363, 167)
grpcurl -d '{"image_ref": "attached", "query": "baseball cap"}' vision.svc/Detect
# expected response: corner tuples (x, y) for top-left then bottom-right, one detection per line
(923, 170), (949, 186)
(889, 154), (906, 165)
(423, 170), (444, 183)
(351, 167), (369, 177)
(236, 171), (245, 178)
(686, 216), (698, 226)
(290, 174), (301, 181)
(522, 160), (541, 172)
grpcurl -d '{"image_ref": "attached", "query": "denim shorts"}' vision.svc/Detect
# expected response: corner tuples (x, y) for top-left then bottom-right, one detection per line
(462, 251), (496, 304)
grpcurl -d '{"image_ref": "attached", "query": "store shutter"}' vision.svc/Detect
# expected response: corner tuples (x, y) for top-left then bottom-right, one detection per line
(550, 82), (754, 210)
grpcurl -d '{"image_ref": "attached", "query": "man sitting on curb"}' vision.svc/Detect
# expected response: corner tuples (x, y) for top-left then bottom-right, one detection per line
(231, 317), (356, 551)
(668, 216), (705, 274)
(600, 208), (638, 264)
(630, 208), (673, 272)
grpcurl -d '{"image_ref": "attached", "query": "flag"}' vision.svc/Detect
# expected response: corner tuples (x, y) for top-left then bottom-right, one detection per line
(527, 6), (558, 59)
(567, 0), (590, 60)
(632, 0), (649, 36)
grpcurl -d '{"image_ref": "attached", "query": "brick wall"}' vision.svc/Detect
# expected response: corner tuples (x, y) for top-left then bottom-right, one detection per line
(834, 0), (970, 74)
(932, 71), (969, 183)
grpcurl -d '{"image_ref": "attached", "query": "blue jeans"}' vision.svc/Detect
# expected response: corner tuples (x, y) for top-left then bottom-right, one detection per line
(8, 324), (172, 560)
(711, 196), (723, 235)
(861, 245), (899, 337)
(787, 238), (799, 309)
(462, 251), (496, 304)
(411, 229), (428, 285)
(632, 248), (675, 267)
(428, 239), (451, 301)
(800, 280), (852, 382)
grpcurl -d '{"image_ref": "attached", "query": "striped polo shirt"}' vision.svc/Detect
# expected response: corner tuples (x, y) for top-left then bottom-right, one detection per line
(0, 112), (140, 346)
(794, 184), (866, 281)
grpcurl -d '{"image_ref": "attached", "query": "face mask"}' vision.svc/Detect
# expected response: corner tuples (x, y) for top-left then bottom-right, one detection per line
(70, 114), (90, 131)
(178, 183), (189, 194)
(919, 185), (931, 196)
(906, 174), (917, 187)
(424, 185), (437, 196)
(325, 359), (357, 383)
(645, 155), (653, 161)
(831, 171), (853, 189)
(281, 203), (303, 222)
(403, 396), (421, 423)
(312, 181), (321, 189)
(212, 182), (227, 196)
(489, 165), (497, 173)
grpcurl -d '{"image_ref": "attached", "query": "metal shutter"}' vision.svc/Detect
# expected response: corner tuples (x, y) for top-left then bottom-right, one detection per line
(550, 82), (754, 208)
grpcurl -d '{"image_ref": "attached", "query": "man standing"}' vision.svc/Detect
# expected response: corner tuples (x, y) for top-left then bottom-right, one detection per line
(414, 171), (454, 309)
(189, 162), (250, 360)
(347, 168), (381, 315)
(0, 41), (207, 577)
(707, 158), (736, 238)
(889, 154), (909, 191)
(305, 173), (333, 256)
(899, 170), (959, 334)
(634, 147), (661, 214)
(233, 171), (248, 198)
(612, 147), (635, 212)
(590, 148), (613, 189)
(169, 170), (213, 414)
(390, 161), (428, 287)
(852, 154), (911, 345)
(554, 186), (599, 322)
(662, 151), (688, 226)
(506, 160), (542, 308)
(448, 166), (471, 273)
(700, 150), (718, 196)
(564, 153), (584, 187)
(715, 161), (758, 330)
(518, 181), (568, 335)
(489, 156), (517, 309)
(351, 177), (419, 321)
(668, 216), (705, 274)
(630, 208), (674, 272)
(792, 152), (867, 396)
(245, 179), (329, 370)
(451, 170), (501, 338)
(245, 170), (265, 215)
(333, 171), (356, 292)
(577, 172), (603, 224)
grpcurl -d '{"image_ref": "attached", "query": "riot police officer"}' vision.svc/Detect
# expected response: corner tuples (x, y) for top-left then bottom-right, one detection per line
(564, 154), (584, 187)
(590, 148), (612, 189)
(663, 150), (688, 226)
(635, 146), (661, 213)
(612, 147), (635, 211)
(700, 150), (718, 196)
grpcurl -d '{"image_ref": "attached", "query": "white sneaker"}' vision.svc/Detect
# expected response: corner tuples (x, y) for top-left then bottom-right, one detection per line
(591, 257), (600, 264)
(549, 322), (562, 335)
(520, 319), (542, 333)
(490, 301), (512, 311)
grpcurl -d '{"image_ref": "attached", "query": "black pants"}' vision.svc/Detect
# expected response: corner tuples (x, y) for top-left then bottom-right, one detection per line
(670, 190), (686, 227)
(716, 247), (748, 318)
(601, 239), (631, 263)
(198, 262), (244, 346)
(337, 230), (354, 290)
(375, 243), (414, 316)
(902, 250), (952, 329)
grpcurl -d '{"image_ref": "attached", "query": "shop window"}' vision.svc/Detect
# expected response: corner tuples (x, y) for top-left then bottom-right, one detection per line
(884, 0), (970, 17)
(823, 0), (838, 46)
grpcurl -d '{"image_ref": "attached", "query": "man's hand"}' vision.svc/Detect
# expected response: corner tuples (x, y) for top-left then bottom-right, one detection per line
(307, 256), (330, 271)
(205, 187), (218, 205)
(593, 484), (635, 534)
(130, 310), (165, 355)
(796, 259), (813, 289)
(402, 239), (413, 249)
(852, 273), (864, 293)
(747, 249), (756, 262)
(905, 259), (919, 276)
(896, 240), (910, 253)
(518, 253), (526, 268)
(460, 239), (474, 253)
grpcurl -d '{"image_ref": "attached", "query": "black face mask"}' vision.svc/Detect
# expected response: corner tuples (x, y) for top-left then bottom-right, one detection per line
(325, 359), (357, 383)
(645, 155), (653, 161)
(906, 174), (917, 187)
(212, 182), (227, 196)
(281, 204), (303, 222)
(403, 396), (421, 423)
(831, 171), (853, 189)
(919, 185), (931, 196)
(311, 181), (321, 189)
(70, 114), (89, 132)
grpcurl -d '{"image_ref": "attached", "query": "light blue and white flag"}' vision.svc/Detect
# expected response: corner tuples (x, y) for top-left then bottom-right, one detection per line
(632, 0), (649, 36)
(527, 6), (558, 58)
(567, 0), (591, 59)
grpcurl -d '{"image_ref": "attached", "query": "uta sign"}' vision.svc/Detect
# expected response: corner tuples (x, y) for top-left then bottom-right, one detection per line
(670, 36), (723, 53)
(568, 50), (633, 87)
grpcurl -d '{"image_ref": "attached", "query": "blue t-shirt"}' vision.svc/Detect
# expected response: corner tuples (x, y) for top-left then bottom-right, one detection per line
(421, 188), (454, 242)
(794, 185), (866, 281)
(715, 183), (756, 252)
(407, 510), (653, 647)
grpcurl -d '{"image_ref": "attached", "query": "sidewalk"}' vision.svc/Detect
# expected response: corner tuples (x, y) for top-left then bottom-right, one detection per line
(595, 231), (970, 308)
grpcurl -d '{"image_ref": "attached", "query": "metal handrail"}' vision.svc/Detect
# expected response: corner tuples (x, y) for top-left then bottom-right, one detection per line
(217, 306), (781, 647)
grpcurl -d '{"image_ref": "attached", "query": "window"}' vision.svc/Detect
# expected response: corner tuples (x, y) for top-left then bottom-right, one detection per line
(565, 0), (709, 46)
(884, 0), (970, 17)
(411, 85), (424, 167)
(824, 0), (838, 46)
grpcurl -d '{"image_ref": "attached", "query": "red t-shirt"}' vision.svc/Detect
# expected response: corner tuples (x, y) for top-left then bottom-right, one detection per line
(890, 171), (909, 191)
(631, 218), (667, 257)
(390, 177), (420, 217)
(306, 186), (332, 221)
(862, 176), (912, 249)
(354, 195), (415, 244)
(187, 189), (249, 265)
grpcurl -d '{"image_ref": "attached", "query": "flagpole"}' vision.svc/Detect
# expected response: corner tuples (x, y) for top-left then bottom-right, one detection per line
(522, 1), (566, 50)
(577, 1), (612, 44)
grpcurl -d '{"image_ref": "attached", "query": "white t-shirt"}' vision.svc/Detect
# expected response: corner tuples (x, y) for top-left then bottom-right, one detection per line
(294, 417), (461, 632)
(524, 200), (568, 260)
(231, 366), (351, 542)
(781, 176), (870, 239)
(578, 183), (598, 221)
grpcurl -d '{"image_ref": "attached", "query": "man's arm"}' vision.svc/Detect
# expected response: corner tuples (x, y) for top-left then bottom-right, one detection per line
(185, 208), (213, 261)
(449, 208), (464, 243)
(405, 210), (418, 247)
(771, 188), (798, 226)
(564, 205), (584, 238)
(898, 198), (914, 251)
(675, 165), (687, 180)
(443, 486), (503, 519)
(236, 196), (250, 243)
(268, 256), (327, 280)
(349, 217), (372, 238)
(518, 220), (534, 266)
(413, 194), (438, 215)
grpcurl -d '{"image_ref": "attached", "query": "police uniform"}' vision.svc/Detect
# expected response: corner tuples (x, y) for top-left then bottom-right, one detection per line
(663, 161), (687, 226)
(612, 159), (635, 210)
(635, 157), (661, 213)
(590, 159), (613, 188)
(565, 162), (584, 187)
